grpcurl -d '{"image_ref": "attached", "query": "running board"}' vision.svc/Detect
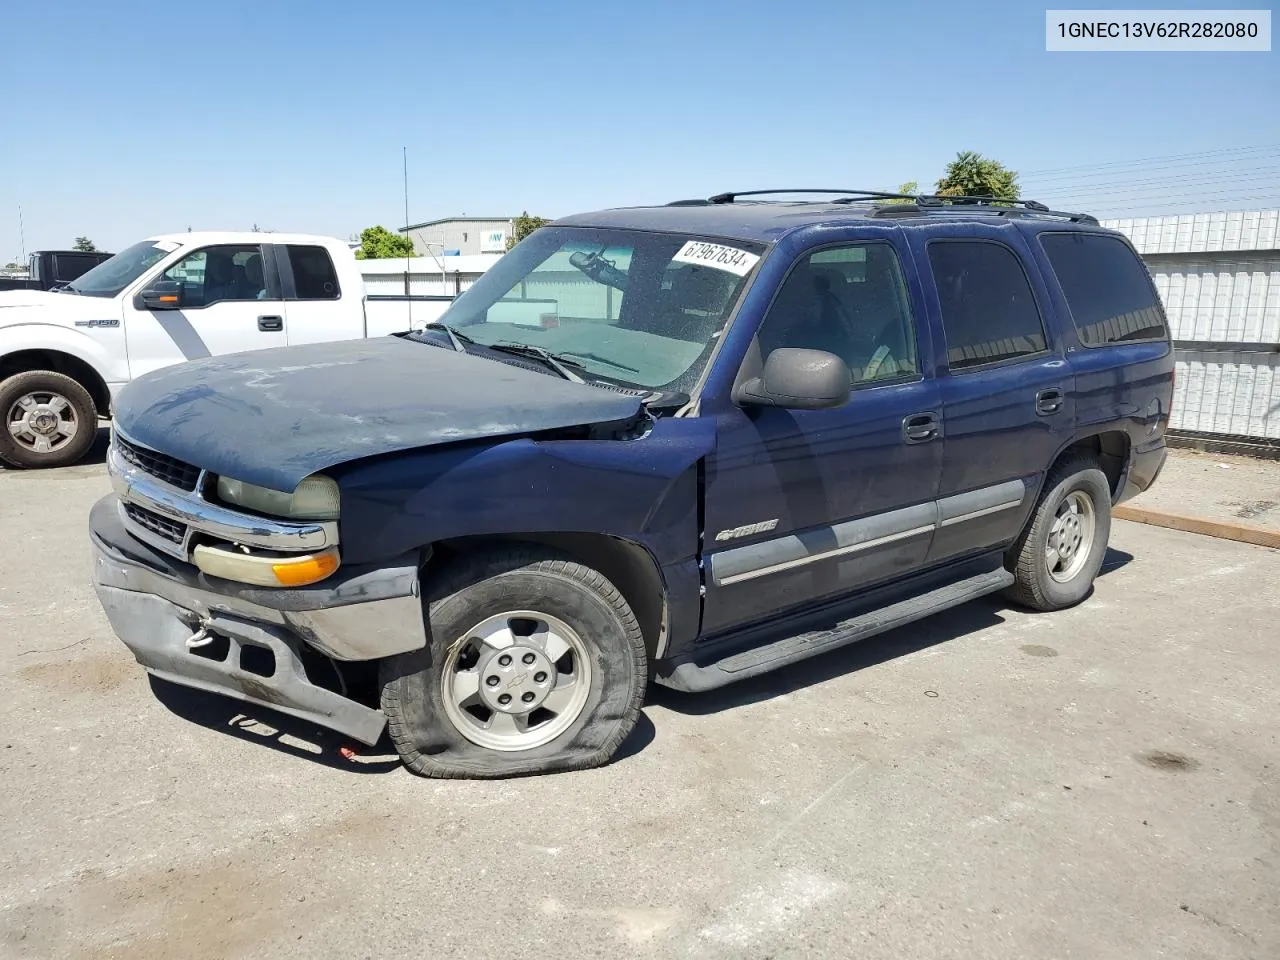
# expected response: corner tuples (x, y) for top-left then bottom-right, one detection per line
(655, 566), (1014, 693)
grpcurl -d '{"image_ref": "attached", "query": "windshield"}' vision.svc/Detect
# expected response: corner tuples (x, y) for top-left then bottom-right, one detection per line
(435, 226), (766, 391)
(66, 240), (177, 297)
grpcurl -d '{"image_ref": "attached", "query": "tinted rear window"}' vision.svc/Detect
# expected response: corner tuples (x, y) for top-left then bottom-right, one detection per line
(927, 240), (1047, 370)
(286, 245), (341, 300)
(1039, 233), (1168, 346)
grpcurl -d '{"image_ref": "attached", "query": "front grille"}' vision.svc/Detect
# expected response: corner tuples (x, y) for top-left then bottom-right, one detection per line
(122, 502), (187, 545)
(116, 436), (201, 491)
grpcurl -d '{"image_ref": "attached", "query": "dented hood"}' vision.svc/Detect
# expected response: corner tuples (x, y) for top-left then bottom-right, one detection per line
(112, 336), (644, 491)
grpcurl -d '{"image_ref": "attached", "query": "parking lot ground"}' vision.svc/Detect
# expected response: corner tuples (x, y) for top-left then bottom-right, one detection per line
(1, 456), (1278, 960)
(1129, 447), (1280, 532)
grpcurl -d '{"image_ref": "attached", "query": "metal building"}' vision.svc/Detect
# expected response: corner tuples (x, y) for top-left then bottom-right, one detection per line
(399, 217), (516, 257)
(1102, 210), (1280, 446)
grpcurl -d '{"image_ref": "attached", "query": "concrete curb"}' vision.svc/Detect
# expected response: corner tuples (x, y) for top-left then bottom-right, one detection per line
(1113, 505), (1280, 549)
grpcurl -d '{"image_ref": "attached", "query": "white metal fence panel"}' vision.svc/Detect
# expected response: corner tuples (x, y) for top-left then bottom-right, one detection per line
(1147, 256), (1280, 344)
(1107, 210), (1280, 255)
(1172, 351), (1280, 439)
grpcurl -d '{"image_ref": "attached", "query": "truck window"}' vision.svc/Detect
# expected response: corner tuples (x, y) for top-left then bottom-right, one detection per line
(1039, 233), (1169, 346)
(53, 253), (98, 283)
(927, 240), (1047, 370)
(285, 245), (341, 300)
(161, 245), (268, 307)
(757, 242), (919, 386)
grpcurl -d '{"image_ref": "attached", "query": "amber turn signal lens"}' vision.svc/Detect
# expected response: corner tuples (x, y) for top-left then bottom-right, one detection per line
(272, 550), (341, 586)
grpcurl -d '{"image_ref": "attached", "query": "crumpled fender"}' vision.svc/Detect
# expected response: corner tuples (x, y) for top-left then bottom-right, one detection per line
(336, 415), (718, 569)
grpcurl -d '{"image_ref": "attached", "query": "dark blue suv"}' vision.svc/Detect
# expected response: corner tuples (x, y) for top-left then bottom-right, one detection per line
(89, 190), (1174, 778)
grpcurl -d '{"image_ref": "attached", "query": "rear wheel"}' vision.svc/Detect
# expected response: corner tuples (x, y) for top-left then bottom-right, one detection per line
(379, 547), (647, 778)
(1005, 456), (1112, 612)
(0, 370), (98, 469)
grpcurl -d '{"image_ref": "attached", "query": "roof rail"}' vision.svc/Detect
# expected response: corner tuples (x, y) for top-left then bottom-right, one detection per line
(703, 188), (914, 204)
(677, 188), (1097, 224)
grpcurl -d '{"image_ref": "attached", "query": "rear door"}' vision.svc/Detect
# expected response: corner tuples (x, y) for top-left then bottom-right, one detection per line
(700, 235), (944, 636)
(122, 243), (287, 378)
(912, 225), (1075, 564)
(278, 243), (359, 345)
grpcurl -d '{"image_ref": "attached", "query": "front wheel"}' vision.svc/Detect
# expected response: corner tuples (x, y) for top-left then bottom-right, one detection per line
(379, 548), (648, 779)
(1005, 456), (1112, 612)
(0, 370), (99, 469)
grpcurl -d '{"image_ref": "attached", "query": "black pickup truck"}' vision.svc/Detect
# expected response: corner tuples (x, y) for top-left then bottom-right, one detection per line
(0, 250), (114, 292)
(89, 189), (1174, 779)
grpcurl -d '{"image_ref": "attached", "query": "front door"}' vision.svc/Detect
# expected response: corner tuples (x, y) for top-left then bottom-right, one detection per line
(700, 238), (943, 637)
(122, 243), (287, 379)
(911, 227), (1075, 564)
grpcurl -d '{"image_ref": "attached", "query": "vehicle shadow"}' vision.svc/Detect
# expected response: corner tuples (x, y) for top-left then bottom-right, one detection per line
(81, 422), (111, 464)
(148, 675), (404, 774)
(650, 546), (1135, 717)
(145, 548), (1135, 765)
(146, 675), (659, 774)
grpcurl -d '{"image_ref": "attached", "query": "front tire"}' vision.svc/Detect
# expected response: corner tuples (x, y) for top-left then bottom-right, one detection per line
(379, 547), (648, 779)
(1005, 456), (1112, 612)
(0, 370), (98, 469)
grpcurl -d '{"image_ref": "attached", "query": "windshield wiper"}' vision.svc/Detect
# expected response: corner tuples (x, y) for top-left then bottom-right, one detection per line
(420, 322), (473, 352)
(487, 342), (586, 383)
(553, 350), (639, 374)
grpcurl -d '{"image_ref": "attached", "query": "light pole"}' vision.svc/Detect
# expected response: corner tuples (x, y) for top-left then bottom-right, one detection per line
(417, 240), (449, 298)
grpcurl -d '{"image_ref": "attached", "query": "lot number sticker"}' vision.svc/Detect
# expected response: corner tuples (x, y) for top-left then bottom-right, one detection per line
(672, 240), (761, 277)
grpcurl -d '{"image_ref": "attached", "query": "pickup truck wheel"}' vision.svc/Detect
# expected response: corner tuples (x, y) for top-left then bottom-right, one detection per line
(379, 548), (647, 779)
(1005, 456), (1111, 612)
(0, 371), (98, 469)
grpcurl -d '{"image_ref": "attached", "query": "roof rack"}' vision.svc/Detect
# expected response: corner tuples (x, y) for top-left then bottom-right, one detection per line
(668, 188), (1097, 224)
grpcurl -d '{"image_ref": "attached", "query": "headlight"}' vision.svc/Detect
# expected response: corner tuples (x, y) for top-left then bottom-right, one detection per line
(216, 474), (341, 520)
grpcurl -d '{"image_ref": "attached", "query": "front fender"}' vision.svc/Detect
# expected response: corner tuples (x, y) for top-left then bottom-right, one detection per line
(0, 318), (128, 385)
(335, 415), (718, 568)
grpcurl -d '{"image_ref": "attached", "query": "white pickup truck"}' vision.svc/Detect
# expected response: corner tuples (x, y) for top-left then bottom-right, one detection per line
(0, 231), (454, 468)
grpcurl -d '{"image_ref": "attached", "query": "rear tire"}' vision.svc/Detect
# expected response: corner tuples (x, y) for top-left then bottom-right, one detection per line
(1005, 456), (1112, 612)
(0, 370), (98, 469)
(379, 547), (648, 779)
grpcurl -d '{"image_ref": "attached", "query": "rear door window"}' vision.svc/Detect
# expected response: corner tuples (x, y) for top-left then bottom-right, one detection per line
(1039, 232), (1169, 346)
(285, 245), (341, 300)
(927, 240), (1047, 371)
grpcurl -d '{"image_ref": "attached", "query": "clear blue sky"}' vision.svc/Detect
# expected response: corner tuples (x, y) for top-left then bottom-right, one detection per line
(2, 0), (1276, 258)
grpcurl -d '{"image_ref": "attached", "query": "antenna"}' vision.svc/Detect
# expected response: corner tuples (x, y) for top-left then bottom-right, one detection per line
(18, 206), (26, 261)
(403, 146), (413, 327)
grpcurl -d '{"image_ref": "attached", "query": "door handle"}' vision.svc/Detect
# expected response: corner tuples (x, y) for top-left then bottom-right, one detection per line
(257, 315), (283, 332)
(902, 412), (939, 444)
(1036, 387), (1065, 416)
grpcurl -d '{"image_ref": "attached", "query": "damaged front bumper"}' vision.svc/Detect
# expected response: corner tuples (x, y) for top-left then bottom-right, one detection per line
(89, 494), (426, 745)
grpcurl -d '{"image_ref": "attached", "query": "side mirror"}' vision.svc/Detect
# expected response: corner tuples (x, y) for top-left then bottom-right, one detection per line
(736, 347), (852, 410)
(138, 280), (182, 310)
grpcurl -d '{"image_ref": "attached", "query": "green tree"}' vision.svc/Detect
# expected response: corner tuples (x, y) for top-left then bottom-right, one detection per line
(505, 212), (550, 252)
(934, 151), (1020, 203)
(880, 181), (919, 204)
(73, 237), (98, 252)
(354, 225), (416, 260)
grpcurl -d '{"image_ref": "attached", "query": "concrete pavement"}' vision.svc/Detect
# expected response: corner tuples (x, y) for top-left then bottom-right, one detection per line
(1, 449), (1277, 959)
